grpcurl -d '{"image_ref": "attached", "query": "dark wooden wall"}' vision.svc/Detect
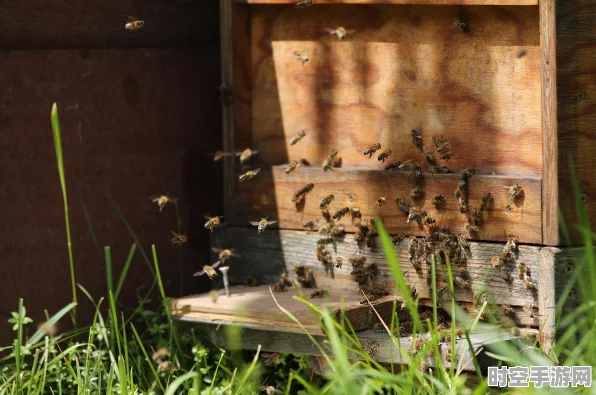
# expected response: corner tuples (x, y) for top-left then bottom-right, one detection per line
(0, 0), (221, 342)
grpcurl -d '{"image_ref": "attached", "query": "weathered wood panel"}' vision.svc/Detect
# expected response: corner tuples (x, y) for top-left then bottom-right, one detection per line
(555, 0), (596, 245)
(209, 227), (543, 326)
(234, 166), (542, 244)
(246, 5), (541, 177)
(236, 0), (538, 6)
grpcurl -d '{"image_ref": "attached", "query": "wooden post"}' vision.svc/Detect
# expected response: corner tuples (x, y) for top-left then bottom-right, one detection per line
(538, 247), (558, 355)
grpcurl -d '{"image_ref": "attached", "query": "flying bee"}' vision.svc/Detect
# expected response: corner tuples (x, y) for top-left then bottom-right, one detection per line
(399, 159), (421, 171)
(411, 127), (422, 148)
(410, 186), (422, 199)
(320, 194), (335, 209)
(408, 169), (424, 179)
(264, 353), (280, 367)
(273, 281), (287, 292)
(330, 224), (345, 237)
(250, 217), (278, 233)
(325, 26), (356, 40)
(317, 236), (333, 245)
(396, 197), (410, 216)
(310, 289), (329, 298)
(505, 183), (524, 202)
(332, 207), (350, 220)
(303, 219), (319, 231)
(455, 19), (470, 33)
(125, 15), (145, 31)
(518, 262), (527, 280)
(290, 130), (306, 145)
(322, 149), (339, 171)
(440, 151), (453, 162)
(292, 183), (315, 203)
(211, 150), (233, 162)
(365, 341), (380, 358)
(425, 217), (436, 225)
(204, 215), (224, 231)
(238, 168), (261, 182)
(335, 257), (343, 268)
(235, 148), (258, 164)
(422, 146), (437, 165)
(193, 262), (221, 279)
(212, 248), (237, 264)
(295, 0), (313, 9)
(384, 162), (401, 171)
(293, 51), (309, 65)
(431, 194), (446, 207)
(285, 160), (300, 174)
(460, 168), (476, 179)
(376, 197), (386, 207)
(150, 194), (178, 212)
(377, 149), (392, 162)
(364, 143), (382, 158)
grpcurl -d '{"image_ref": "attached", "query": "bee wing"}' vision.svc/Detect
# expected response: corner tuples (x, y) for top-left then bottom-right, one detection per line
(168, 196), (179, 203)
(249, 221), (260, 226)
(253, 168), (262, 174)
(126, 15), (137, 21)
(193, 269), (206, 277)
(266, 220), (278, 225)
(346, 29), (357, 34)
(324, 27), (336, 34)
(204, 214), (213, 220)
(170, 230), (179, 237)
(212, 261), (222, 270)
(211, 247), (221, 253)
(149, 195), (161, 201)
(234, 152), (243, 156)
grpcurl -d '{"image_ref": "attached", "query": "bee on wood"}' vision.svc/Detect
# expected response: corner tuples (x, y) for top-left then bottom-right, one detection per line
(292, 183), (315, 203)
(377, 149), (392, 162)
(428, 165), (451, 174)
(238, 168), (261, 182)
(433, 137), (452, 153)
(303, 219), (319, 231)
(399, 159), (421, 171)
(250, 217), (278, 233)
(349, 253), (367, 268)
(424, 217), (436, 225)
(504, 234), (518, 254)
(320, 194), (334, 209)
(212, 247), (237, 265)
(333, 207), (350, 220)
(408, 238), (421, 270)
(193, 262), (221, 279)
(457, 180), (467, 191)
(353, 263), (378, 285)
(460, 168), (476, 180)
(408, 169), (424, 179)
(465, 222), (479, 234)
(458, 197), (469, 213)
(204, 215), (223, 232)
(322, 149), (339, 171)
(364, 143), (382, 158)
(518, 262), (527, 280)
(295, 0), (313, 9)
(500, 320), (521, 336)
(318, 222), (333, 235)
(457, 233), (470, 248)
(293, 51), (309, 65)
(285, 160), (300, 174)
(273, 281), (287, 292)
(335, 257), (343, 268)
(523, 277), (537, 291)
(325, 26), (356, 40)
(407, 207), (426, 225)
(422, 146), (437, 165)
(211, 150), (233, 162)
(150, 194), (178, 212)
(264, 353), (280, 367)
(455, 19), (470, 33)
(505, 184), (524, 202)
(471, 208), (482, 226)
(330, 224), (345, 237)
(310, 289), (329, 298)
(501, 305), (515, 317)
(454, 187), (462, 198)
(410, 186), (422, 200)
(408, 335), (425, 357)
(392, 233), (411, 247)
(384, 162), (401, 171)
(523, 304), (535, 318)
(365, 229), (377, 248)
(125, 15), (145, 31)
(365, 341), (380, 358)
(279, 273), (292, 286)
(454, 276), (471, 289)
(431, 194), (446, 207)
(440, 151), (453, 162)
(376, 197), (386, 207)
(236, 148), (259, 164)
(516, 49), (528, 59)
(244, 272), (259, 287)
(349, 207), (362, 219)
(411, 127), (422, 148)
(360, 294), (378, 304)
(316, 245), (332, 265)
(396, 197), (410, 216)
(290, 130), (306, 145)
(317, 236), (333, 245)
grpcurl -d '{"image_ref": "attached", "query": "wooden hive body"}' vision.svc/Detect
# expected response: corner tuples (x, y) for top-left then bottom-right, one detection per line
(172, 0), (595, 366)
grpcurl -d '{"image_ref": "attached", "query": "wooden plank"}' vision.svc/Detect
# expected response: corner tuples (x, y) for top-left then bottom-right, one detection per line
(246, 5), (542, 177)
(537, 247), (557, 354)
(209, 227), (541, 326)
(540, 0), (558, 246)
(234, 166), (542, 244)
(235, 0), (538, 6)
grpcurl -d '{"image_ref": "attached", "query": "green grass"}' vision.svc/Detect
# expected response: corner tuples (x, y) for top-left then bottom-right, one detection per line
(0, 103), (594, 394)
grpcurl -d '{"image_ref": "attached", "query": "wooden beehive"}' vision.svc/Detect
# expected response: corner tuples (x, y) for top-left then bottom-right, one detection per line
(172, 0), (594, 365)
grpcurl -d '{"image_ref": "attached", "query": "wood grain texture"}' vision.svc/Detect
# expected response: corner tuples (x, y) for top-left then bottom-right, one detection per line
(208, 227), (541, 326)
(555, 0), (596, 245)
(540, 0), (558, 246)
(537, 246), (558, 354)
(245, 4), (542, 177)
(223, 0), (237, 223)
(236, 0), (538, 5)
(234, 166), (542, 244)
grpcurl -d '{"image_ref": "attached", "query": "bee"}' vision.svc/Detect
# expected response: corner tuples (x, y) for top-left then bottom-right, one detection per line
(523, 277), (537, 291)
(454, 276), (471, 289)
(471, 208), (482, 226)
(125, 16), (145, 31)
(245, 272), (259, 287)
(516, 49), (528, 58)
(325, 26), (356, 40)
(303, 219), (319, 231)
(349, 207), (362, 218)
(505, 183), (524, 202)
(365, 341), (380, 358)
(285, 160), (300, 174)
(392, 233), (411, 247)
(332, 207), (350, 220)
(295, 0), (313, 9)
(316, 245), (332, 265)
(264, 353), (280, 367)
(458, 198), (469, 213)
(318, 222), (333, 235)
(523, 304), (535, 318)
(408, 239), (421, 270)
(409, 335), (425, 356)
(408, 127), (422, 148)
(396, 197), (410, 216)
(335, 257), (343, 268)
(431, 194), (446, 207)
(454, 187), (462, 198)
(465, 222), (479, 234)
(322, 149), (339, 171)
(455, 19), (470, 33)
(211, 150), (233, 162)
(317, 237), (333, 245)
(408, 169), (424, 179)
(349, 253), (367, 268)
(518, 262), (527, 280)
(150, 194), (178, 212)
(460, 168), (476, 179)
(250, 217), (278, 233)
(480, 192), (492, 211)
(410, 186), (422, 199)
(425, 217), (436, 225)
(364, 143), (382, 158)
(236, 148), (258, 164)
(500, 320), (521, 336)
(376, 197), (386, 207)
(330, 224), (345, 237)
(292, 183), (315, 203)
(501, 305), (515, 317)
(377, 149), (392, 162)
(212, 247), (236, 264)
(433, 137), (451, 153)
(310, 289), (329, 298)
(384, 162), (401, 171)
(440, 151), (453, 162)
(290, 130), (306, 145)
(193, 262), (221, 279)
(209, 290), (218, 304)
(457, 233), (470, 248)
(504, 234), (518, 254)
(320, 194), (335, 209)
(365, 230), (377, 248)
(399, 159), (421, 171)
(204, 215), (224, 231)
(273, 281), (287, 292)
(407, 208), (427, 225)
(238, 168), (261, 182)
(422, 146), (437, 165)
(293, 51), (309, 65)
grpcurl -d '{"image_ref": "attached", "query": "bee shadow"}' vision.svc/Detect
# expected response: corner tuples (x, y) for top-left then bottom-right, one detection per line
(512, 191), (525, 208)
(295, 198), (306, 212)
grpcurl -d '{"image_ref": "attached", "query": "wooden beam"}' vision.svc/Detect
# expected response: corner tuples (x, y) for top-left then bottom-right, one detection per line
(234, 0), (538, 6)
(234, 166), (542, 244)
(540, 0), (558, 246)
(537, 247), (557, 354)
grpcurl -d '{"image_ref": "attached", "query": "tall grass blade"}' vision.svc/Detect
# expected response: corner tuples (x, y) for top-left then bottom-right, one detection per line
(114, 244), (137, 301)
(165, 372), (199, 395)
(27, 302), (77, 345)
(105, 246), (114, 297)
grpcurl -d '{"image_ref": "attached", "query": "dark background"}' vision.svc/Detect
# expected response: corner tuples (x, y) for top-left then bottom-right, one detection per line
(0, 0), (221, 342)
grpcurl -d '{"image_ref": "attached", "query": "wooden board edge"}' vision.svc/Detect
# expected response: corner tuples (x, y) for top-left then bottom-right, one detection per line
(540, 0), (558, 246)
(222, 0), (236, 223)
(537, 246), (558, 354)
(233, 0), (538, 6)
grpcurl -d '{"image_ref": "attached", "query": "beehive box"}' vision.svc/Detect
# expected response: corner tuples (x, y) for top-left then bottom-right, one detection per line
(172, 0), (595, 364)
